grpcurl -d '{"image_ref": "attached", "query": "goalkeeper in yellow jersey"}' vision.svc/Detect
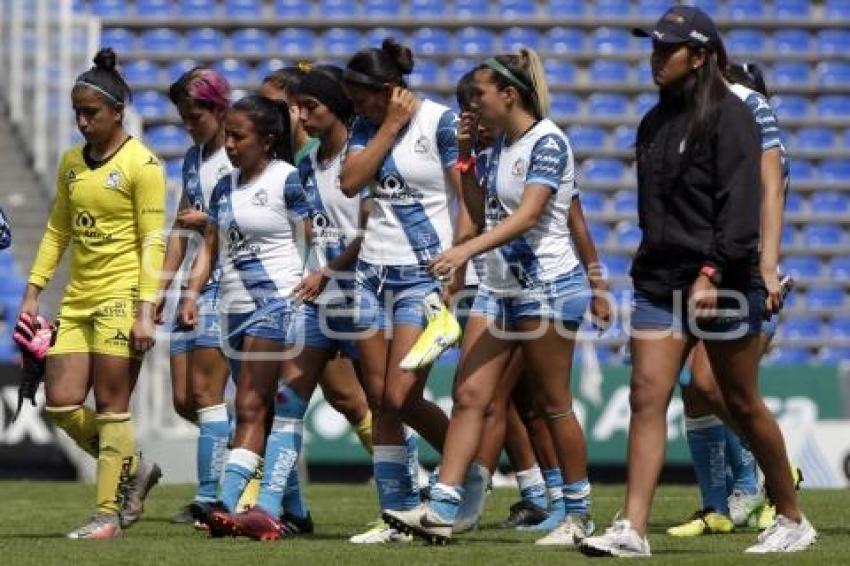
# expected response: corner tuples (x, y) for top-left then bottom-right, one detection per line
(18, 48), (166, 539)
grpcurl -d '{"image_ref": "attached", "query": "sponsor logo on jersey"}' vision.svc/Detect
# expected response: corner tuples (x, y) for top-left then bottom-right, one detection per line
(105, 169), (122, 190)
(225, 223), (261, 257)
(541, 137), (562, 152)
(74, 210), (113, 241)
(99, 300), (128, 318)
(252, 188), (268, 207)
(414, 136), (431, 154)
(67, 169), (77, 183)
(511, 158), (528, 178)
(375, 172), (423, 201)
(75, 211), (96, 229)
(107, 329), (130, 346)
(311, 210), (344, 245)
(485, 193), (507, 222)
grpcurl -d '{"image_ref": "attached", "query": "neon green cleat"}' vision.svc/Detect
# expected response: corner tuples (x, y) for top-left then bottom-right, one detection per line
(399, 293), (461, 371)
(667, 509), (735, 537)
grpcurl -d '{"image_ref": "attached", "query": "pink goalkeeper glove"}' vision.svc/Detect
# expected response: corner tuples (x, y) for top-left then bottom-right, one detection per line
(13, 313), (53, 362)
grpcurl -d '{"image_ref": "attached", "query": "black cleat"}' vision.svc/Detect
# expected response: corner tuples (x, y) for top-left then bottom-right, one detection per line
(171, 503), (197, 525)
(280, 511), (314, 536)
(501, 500), (550, 528)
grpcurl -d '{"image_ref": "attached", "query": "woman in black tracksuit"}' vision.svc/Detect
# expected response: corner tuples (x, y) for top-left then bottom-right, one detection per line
(580, 6), (814, 557)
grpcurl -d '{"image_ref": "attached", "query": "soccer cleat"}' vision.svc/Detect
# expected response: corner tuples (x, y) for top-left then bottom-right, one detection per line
(667, 508), (734, 537)
(501, 500), (550, 528)
(729, 489), (766, 527)
(119, 455), (162, 529)
(755, 503), (777, 531)
(230, 507), (283, 541)
(237, 468), (263, 512)
(383, 504), (453, 545)
(746, 515), (816, 553)
(579, 518), (651, 558)
(349, 519), (412, 544)
(399, 293), (461, 371)
(534, 513), (595, 546)
(67, 513), (122, 540)
(280, 512), (314, 536)
(202, 502), (238, 538)
(170, 503), (197, 525)
(453, 467), (491, 534)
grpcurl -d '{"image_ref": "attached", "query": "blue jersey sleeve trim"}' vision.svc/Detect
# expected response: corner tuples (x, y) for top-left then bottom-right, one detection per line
(349, 117), (376, 151)
(526, 134), (569, 193)
(436, 109), (459, 168)
(284, 170), (311, 219)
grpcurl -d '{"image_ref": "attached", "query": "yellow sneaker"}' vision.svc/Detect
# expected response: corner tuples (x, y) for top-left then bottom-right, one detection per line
(756, 503), (777, 531)
(399, 293), (461, 371)
(667, 509), (735, 537)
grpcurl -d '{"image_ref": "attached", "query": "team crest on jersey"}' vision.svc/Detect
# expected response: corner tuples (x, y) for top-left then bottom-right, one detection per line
(105, 169), (122, 190)
(252, 188), (268, 206)
(414, 136), (431, 154)
(512, 158), (528, 178)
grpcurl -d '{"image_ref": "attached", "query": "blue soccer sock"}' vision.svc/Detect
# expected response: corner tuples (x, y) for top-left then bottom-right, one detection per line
(520, 467), (566, 531)
(404, 427), (421, 500)
(686, 415), (730, 515)
(374, 444), (419, 511)
(428, 483), (463, 523)
(725, 427), (760, 495)
(563, 477), (591, 515)
(282, 466), (308, 519)
(515, 465), (547, 509)
(256, 384), (307, 519)
(195, 403), (230, 503)
(220, 447), (261, 512)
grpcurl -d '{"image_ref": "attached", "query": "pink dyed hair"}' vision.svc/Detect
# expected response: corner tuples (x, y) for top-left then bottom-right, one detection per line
(185, 68), (231, 110)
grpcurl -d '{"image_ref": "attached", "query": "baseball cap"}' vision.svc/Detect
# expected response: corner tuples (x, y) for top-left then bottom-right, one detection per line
(632, 5), (722, 51)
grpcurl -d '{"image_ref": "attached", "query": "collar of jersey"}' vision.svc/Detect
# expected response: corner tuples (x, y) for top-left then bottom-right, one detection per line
(83, 135), (133, 170)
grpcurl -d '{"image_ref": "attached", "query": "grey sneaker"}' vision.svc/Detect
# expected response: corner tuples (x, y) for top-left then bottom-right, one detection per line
(119, 454), (162, 528)
(67, 513), (122, 540)
(535, 513), (595, 546)
(579, 518), (651, 558)
(383, 504), (453, 545)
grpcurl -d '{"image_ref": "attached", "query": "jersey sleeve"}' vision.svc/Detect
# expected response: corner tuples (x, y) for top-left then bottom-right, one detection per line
(348, 117), (376, 152)
(744, 93), (783, 152)
(526, 134), (572, 195)
(436, 109), (459, 168)
(133, 153), (167, 303)
(180, 145), (199, 209)
(0, 205), (10, 250)
(283, 170), (311, 219)
(207, 176), (227, 225)
(28, 153), (73, 289)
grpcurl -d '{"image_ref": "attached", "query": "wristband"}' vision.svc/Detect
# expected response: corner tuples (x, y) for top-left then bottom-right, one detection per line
(454, 156), (476, 174)
(699, 264), (722, 285)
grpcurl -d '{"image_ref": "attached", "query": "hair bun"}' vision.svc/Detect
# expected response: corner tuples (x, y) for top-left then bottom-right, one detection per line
(93, 48), (118, 71)
(381, 38), (414, 75)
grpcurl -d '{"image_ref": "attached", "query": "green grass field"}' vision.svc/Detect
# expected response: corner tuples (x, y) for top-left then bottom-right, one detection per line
(0, 482), (845, 565)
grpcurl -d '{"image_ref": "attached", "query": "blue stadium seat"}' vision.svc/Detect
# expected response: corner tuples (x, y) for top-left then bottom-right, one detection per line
(322, 28), (362, 55)
(784, 224), (800, 248)
(276, 29), (316, 56)
(635, 61), (654, 85)
(771, 95), (808, 119)
(411, 28), (451, 55)
(146, 125), (190, 154)
(635, 93), (658, 116)
(91, 0), (129, 17)
(319, 0), (357, 17)
(829, 255), (850, 278)
(168, 59), (199, 83)
(500, 0), (537, 16)
(783, 255), (822, 279)
(811, 191), (850, 215)
(187, 28), (227, 53)
(544, 60), (577, 84)
(796, 127), (836, 151)
(583, 158), (625, 181)
(807, 286), (845, 309)
(164, 158), (183, 182)
(363, 0), (401, 16)
(828, 317), (850, 339)
(612, 190), (637, 214)
(782, 316), (823, 339)
(817, 95), (850, 117)
(803, 223), (846, 247)
(455, 0), (491, 17)
(213, 58), (253, 84)
(134, 90), (169, 120)
(817, 30), (850, 54)
(179, 0), (217, 17)
(588, 94), (629, 117)
(587, 222), (610, 246)
(547, 0), (585, 16)
(141, 28), (185, 53)
(819, 62), (850, 86)
(637, 0), (671, 17)
(844, 128), (850, 147)
(784, 192), (804, 214)
(502, 27), (540, 51)
(773, 62), (811, 85)
(408, 60), (439, 88)
(615, 221), (642, 248)
(232, 29), (271, 54)
(613, 126), (636, 150)
(550, 94), (581, 118)
(728, 0), (764, 19)
(101, 28), (137, 52)
(275, 0), (311, 17)
(595, 0), (631, 17)
(365, 28), (405, 48)
(589, 60), (630, 83)
(773, 29), (812, 53)
(825, 0), (850, 19)
(568, 126), (606, 150)
(546, 28), (585, 53)
(822, 159), (850, 182)
(790, 159), (816, 181)
(602, 254), (630, 278)
(592, 28), (631, 53)
(686, 0), (722, 17)
(819, 347), (850, 365)
(455, 28), (495, 56)
(727, 29), (767, 53)
(765, 347), (812, 366)
(447, 58), (477, 84)
(579, 191), (605, 214)
(137, 0), (174, 17)
(256, 59), (287, 80)
(121, 60), (160, 86)
(410, 0), (447, 17)
(774, 0), (811, 19)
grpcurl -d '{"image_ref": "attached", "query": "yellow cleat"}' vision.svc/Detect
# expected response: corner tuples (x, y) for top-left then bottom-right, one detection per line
(667, 509), (735, 537)
(756, 503), (777, 531)
(399, 293), (461, 371)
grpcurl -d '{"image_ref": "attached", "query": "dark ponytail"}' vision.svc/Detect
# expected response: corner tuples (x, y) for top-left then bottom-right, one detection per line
(726, 61), (769, 97)
(231, 95), (293, 164)
(344, 37), (415, 90)
(75, 48), (132, 105)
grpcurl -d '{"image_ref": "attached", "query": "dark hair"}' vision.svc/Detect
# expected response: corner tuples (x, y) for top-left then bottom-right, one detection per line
(75, 48), (132, 105)
(262, 63), (312, 98)
(168, 66), (231, 110)
(726, 62), (768, 97)
(456, 70), (476, 111)
(476, 48), (549, 119)
(296, 65), (355, 124)
(677, 40), (730, 145)
(344, 38), (414, 90)
(231, 95), (293, 163)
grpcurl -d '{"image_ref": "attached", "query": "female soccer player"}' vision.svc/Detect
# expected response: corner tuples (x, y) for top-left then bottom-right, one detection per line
(667, 61), (795, 537)
(384, 47), (598, 546)
(340, 38), (474, 544)
(19, 48), (166, 539)
(154, 67), (234, 524)
(580, 7), (815, 557)
(178, 95), (311, 532)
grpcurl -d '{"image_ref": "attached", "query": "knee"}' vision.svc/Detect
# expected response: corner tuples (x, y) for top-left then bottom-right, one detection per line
(723, 391), (762, 423)
(536, 393), (574, 417)
(629, 375), (666, 416)
(234, 393), (269, 425)
(452, 382), (489, 414)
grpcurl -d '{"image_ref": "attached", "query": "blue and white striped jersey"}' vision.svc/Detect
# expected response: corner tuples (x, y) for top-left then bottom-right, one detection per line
(0, 205), (10, 250)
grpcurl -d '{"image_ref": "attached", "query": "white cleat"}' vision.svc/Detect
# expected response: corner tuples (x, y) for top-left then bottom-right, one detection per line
(728, 488), (766, 527)
(535, 513), (595, 546)
(745, 515), (817, 553)
(383, 504), (453, 545)
(348, 519), (412, 544)
(67, 513), (122, 540)
(120, 454), (162, 529)
(579, 518), (651, 558)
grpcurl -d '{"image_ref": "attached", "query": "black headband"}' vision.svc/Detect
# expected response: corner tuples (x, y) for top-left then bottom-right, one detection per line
(342, 68), (386, 89)
(298, 70), (353, 123)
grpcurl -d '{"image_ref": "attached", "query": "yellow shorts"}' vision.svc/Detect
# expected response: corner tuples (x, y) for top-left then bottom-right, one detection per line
(50, 297), (140, 359)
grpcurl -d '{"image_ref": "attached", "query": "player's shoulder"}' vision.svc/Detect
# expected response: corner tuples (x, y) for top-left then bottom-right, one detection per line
(729, 83), (772, 114)
(120, 137), (163, 172)
(529, 120), (570, 153)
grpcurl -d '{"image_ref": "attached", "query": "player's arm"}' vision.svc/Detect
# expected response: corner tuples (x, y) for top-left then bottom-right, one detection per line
(439, 109), (474, 297)
(568, 195), (612, 329)
(157, 193), (191, 305)
(760, 147), (785, 312)
(326, 197), (370, 275)
(457, 111), (486, 229)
